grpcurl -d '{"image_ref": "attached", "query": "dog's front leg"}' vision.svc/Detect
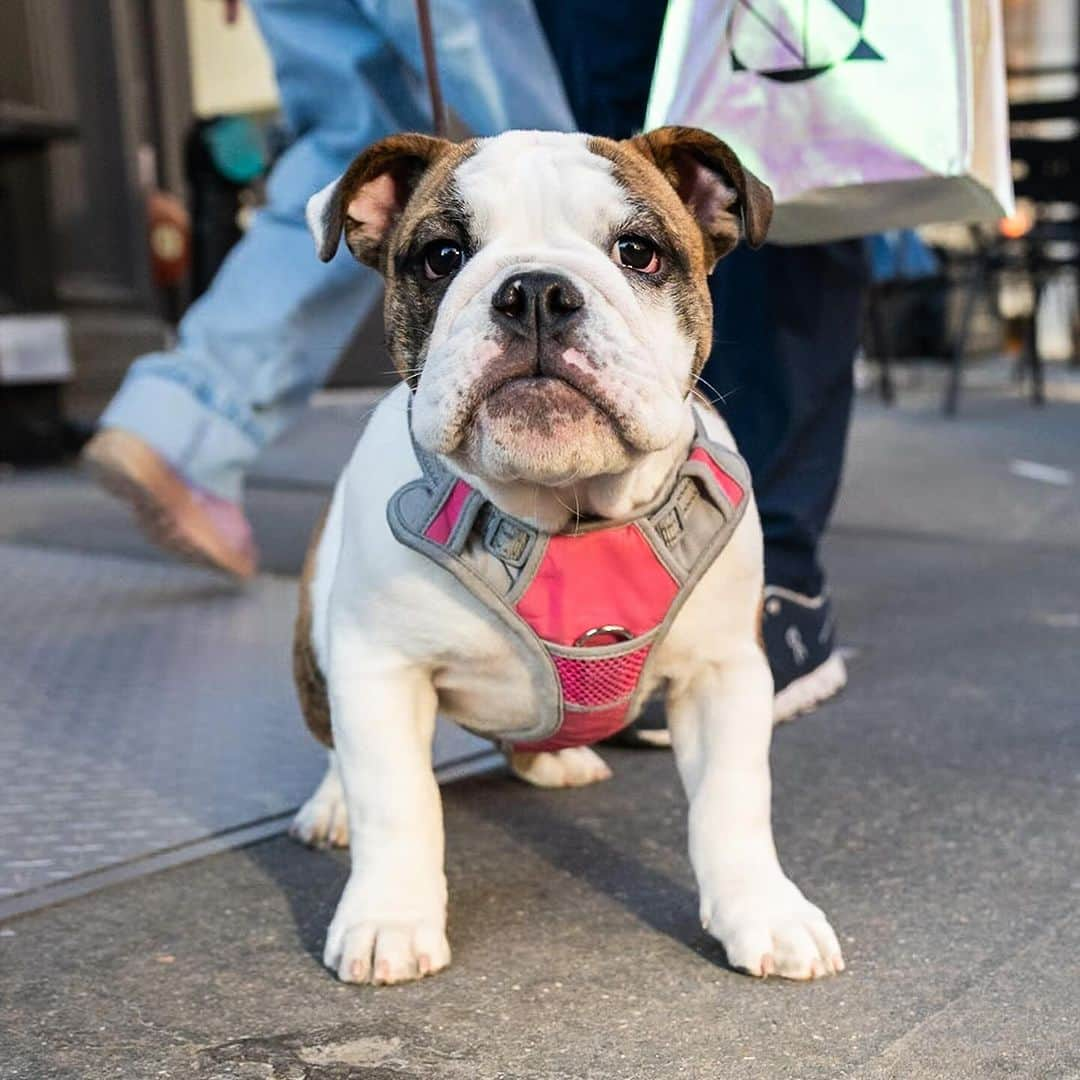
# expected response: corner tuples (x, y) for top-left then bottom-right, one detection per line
(323, 645), (450, 985)
(668, 647), (843, 980)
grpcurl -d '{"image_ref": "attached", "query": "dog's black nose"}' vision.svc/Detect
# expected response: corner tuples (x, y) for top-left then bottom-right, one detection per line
(492, 271), (584, 337)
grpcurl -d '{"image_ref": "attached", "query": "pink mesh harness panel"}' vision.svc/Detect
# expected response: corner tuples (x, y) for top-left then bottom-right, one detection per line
(512, 523), (680, 750)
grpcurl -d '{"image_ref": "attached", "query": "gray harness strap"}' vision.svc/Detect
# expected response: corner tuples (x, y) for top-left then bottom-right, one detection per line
(387, 411), (751, 745)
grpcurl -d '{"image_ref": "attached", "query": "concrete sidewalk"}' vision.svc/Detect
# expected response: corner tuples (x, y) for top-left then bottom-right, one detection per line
(2, 374), (1079, 1079)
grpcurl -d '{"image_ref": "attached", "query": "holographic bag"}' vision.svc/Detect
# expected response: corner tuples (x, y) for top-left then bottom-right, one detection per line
(646, 0), (1014, 243)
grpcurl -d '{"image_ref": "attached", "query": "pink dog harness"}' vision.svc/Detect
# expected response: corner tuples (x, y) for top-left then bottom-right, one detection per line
(388, 411), (750, 751)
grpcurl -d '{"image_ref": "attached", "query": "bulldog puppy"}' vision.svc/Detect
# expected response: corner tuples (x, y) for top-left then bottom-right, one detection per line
(290, 128), (843, 986)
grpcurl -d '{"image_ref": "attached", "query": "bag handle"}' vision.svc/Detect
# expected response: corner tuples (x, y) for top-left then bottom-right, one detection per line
(414, 0), (448, 138)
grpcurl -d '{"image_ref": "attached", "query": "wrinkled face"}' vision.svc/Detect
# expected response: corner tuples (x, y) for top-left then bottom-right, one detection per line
(308, 128), (772, 487)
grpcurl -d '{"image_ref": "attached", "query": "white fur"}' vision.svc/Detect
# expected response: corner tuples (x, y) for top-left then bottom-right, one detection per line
(305, 178), (338, 256)
(291, 741), (612, 850)
(291, 751), (349, 848)
(296, 131), (842, 985)
(509, 745), (613, 788)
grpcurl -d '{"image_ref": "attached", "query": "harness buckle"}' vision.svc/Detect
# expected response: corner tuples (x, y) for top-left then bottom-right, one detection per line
(483, 511), (534, 567)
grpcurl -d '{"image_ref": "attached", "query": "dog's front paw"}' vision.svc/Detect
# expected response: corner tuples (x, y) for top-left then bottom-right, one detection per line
(509, 745), (613, 788)
(703, 872), (843, 980)
(289, 765), (349, 849)
(324, 880), (450, 985)
(325, 917), (450, 986)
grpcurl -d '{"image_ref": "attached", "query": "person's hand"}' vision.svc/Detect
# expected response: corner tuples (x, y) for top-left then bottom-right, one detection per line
(222, 0), (239, 24)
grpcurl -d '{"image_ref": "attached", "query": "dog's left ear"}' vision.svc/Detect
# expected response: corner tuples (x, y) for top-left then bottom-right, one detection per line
(629, 126), (773, 267)
(306, 133), (453, 268)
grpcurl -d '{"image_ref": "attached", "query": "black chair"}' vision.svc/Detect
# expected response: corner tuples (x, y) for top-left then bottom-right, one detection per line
(945, 68), (1080, 415)
(864, 262), (952, 406)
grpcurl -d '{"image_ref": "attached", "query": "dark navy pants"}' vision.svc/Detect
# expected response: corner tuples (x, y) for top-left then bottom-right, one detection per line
(536, 0), (868, 595)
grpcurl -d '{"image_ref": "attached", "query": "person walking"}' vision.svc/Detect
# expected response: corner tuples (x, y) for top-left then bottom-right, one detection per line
(534, 0), (863, 721)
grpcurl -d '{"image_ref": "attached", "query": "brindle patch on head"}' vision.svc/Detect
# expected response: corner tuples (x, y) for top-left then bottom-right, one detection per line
(315, 133), (452, 265)
(587, 135), (715, 375)
(313, 134), (481, 385)
(380, 139), (479, 385)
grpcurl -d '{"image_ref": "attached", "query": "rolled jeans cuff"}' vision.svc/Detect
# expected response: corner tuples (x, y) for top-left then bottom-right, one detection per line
(100, 365), (263, 504)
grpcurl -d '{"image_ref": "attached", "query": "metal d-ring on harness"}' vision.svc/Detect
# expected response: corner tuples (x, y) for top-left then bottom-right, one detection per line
(575, 625), (634, 646)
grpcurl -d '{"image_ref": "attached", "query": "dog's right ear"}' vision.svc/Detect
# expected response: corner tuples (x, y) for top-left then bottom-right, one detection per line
(306, 134), (452, 268)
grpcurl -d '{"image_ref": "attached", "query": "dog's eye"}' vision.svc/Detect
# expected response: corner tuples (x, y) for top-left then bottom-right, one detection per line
(613, 235), (661, 274)
(423, 240), (464, 280)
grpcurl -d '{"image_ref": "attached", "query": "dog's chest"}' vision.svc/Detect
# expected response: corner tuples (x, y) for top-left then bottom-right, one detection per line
(387, 421), (751, 749)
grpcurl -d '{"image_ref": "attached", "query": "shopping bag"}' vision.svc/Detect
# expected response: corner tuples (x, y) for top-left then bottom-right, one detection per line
(646, 0), (1015, 243)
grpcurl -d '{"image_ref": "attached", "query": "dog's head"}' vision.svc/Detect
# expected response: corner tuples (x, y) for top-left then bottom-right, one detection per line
(308, 128), (771, 486)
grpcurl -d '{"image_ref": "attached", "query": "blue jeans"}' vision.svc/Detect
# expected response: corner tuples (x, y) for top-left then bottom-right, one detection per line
(704, 241), (867, 596)
(103, 0), (574, 502)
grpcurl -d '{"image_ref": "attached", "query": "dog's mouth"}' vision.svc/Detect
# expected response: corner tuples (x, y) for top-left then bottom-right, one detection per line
(483, 374), (600, 426)
(450, 370), (631, 486)
(455, 349), (628, 445)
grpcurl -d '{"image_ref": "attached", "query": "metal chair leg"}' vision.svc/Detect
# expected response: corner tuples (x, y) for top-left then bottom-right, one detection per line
(945, 261), (982, 416)
(1027, 278), (1046, 406)
(879, 353), (896, 406)
(866, 290), (895, 405)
